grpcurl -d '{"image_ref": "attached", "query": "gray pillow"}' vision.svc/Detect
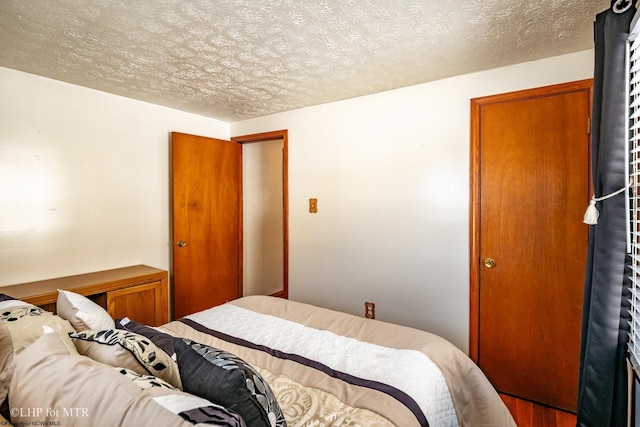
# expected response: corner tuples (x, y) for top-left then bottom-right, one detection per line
(174, 337), (286, 427)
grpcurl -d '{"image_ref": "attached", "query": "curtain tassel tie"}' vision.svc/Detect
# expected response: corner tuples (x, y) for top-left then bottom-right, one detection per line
(583, 178), (632, 225)
(583, 197), (600, 225)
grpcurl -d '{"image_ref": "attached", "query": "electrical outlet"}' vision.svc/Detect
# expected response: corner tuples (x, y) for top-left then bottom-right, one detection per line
(365, 301), (375, 319)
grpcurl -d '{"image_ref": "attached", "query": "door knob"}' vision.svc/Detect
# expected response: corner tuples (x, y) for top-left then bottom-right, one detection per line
(176, 240), (187, 247)
(483, 258), (496, 268)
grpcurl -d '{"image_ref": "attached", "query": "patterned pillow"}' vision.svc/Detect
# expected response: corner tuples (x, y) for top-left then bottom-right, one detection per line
(70, 329), (182, 390)
(0, 294), (15, 303)
(10, 332), (247, 427)
(173, 338), (286, 427)
(0, 295), (32, 311)
(0, 304), (75, 408)
(116, 368), (247, 426)
(117, 317), (176, 357)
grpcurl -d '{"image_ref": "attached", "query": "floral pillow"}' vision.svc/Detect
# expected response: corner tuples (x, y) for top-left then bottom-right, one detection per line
(116, 317), (176, 358)
(0, 303), (75, 408)
(0, 294), (16, 303)
(173, 337), (286, 427)
(10, 332), (247, 427)
(70, 329), (182, 389)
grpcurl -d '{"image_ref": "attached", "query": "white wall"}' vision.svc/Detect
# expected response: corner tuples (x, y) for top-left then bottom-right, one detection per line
(0, 50), (594, 353)
(0, 66), (229, 285)
(231, 50), (595, 353)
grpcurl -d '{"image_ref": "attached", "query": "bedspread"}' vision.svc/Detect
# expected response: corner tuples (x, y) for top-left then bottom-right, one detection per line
(162, 296), (515, 427)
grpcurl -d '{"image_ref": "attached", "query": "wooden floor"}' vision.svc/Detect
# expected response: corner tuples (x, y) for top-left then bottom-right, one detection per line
(500, 394), (577, 427)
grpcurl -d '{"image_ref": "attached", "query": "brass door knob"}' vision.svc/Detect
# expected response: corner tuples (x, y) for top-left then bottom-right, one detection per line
(176, 240), (187, 247)
(483, 258), (496, 268)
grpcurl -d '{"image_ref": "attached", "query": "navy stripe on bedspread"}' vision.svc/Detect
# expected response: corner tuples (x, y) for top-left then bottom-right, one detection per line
(179, 317), (429, 427)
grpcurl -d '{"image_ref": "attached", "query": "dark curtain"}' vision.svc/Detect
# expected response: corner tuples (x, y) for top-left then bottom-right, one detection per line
(577, 2), (635, 426)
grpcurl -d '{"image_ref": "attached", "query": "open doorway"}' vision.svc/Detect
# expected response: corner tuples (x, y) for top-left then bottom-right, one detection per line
(233, 130), (288, 298)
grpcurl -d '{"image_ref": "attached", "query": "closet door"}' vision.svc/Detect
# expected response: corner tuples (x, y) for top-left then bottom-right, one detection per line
(470, 80), (591, 412)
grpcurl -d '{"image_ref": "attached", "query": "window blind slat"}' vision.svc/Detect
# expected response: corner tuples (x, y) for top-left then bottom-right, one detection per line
(627, 27), (640, 373)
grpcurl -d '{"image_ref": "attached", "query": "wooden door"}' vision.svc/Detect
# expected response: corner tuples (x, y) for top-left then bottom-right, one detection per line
(171, 132), (241, 319)
(470, 80), (592, 412)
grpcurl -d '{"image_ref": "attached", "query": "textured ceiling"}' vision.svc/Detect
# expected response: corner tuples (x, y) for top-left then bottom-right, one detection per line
(0, 0), (610, 122)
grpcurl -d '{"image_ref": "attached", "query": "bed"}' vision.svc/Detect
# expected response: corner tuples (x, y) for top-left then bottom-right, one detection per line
(0, 290), (515, 426)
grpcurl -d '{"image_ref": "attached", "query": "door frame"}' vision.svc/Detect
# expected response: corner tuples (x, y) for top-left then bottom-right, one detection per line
(232, 129), (289, 299)
(468, 79), (593, 362)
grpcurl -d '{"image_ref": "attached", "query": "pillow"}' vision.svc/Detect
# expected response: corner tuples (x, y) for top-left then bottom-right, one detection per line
(9, 332), (247, 427)
(117, 317), (176, 358)
(0, 304), (75, 408)
(70, 329), (182, 390)
(115, 369), (246, 426)
(0, 293), (29, 311)
(56, 289), (115, 331)
(173, 337), (286, 427)
(0, 299), (29, 310)
(0, 293), (15, 303)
